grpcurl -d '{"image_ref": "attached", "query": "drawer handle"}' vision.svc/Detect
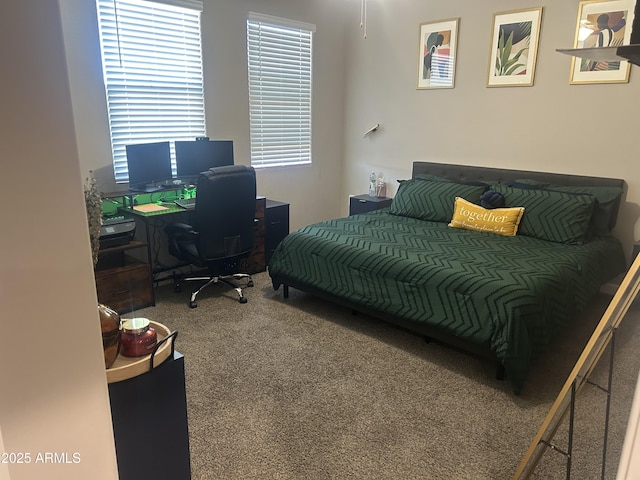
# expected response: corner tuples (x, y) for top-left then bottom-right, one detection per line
(112, 289), (130, 296)
(358, 199), (367, 203)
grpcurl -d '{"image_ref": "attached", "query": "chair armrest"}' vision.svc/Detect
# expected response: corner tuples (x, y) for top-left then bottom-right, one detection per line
(165, 223), (196, 236)
(165, 223), (199, 258)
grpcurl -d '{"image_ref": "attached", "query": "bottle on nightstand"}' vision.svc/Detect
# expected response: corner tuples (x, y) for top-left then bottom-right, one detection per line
(376, 174), (386, 197)
(369, 171), (377, 197)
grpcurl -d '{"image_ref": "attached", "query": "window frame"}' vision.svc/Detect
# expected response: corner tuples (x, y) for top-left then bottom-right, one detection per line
(246, 12), (315, 169)
(96, 0), (206, 183)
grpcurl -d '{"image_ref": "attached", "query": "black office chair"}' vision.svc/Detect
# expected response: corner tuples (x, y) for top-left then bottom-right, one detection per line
(165, 165), (257, 307)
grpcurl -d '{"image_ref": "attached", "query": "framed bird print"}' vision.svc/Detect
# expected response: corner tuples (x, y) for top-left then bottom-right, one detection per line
(416, 18), (459, 89)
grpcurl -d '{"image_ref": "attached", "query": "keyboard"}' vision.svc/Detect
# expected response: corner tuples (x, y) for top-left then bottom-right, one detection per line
(174, 198), (197, 210)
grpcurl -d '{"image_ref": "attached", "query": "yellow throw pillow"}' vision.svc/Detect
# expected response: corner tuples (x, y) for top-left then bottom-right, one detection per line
(449, 197), (524, 237)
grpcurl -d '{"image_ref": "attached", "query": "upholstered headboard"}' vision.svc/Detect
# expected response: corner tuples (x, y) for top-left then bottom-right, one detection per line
(411, 161), (626, 229)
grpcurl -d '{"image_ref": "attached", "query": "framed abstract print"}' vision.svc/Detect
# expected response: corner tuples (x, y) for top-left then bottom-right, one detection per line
(417, 18), (459, 89)
(569, 0), (633, 84)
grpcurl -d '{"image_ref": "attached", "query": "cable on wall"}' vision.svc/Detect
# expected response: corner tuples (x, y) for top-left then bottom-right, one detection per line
(113, 0), (123, 67)
(360, 0), (367, 39)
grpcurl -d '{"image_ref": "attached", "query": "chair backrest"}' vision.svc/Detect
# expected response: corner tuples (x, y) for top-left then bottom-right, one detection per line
(193, 165), (257, 261)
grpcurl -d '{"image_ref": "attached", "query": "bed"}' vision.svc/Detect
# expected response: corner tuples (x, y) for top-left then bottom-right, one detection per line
(268, 162), (627, 393)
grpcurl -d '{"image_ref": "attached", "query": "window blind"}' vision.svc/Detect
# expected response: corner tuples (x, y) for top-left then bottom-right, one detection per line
(247, 13), (315, 168)
(96, 0), (205, 182)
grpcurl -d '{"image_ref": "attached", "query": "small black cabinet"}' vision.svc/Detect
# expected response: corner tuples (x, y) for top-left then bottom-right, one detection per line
(265, 200), (290, 267)
(108, 352), (191, 480)
(349, 194), (392, 215)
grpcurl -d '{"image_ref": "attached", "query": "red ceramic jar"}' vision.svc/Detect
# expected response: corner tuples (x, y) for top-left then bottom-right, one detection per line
(120, 318), (157, 357)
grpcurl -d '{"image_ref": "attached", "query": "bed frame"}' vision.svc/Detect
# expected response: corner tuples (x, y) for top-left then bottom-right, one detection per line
(278, 162), (626, 384)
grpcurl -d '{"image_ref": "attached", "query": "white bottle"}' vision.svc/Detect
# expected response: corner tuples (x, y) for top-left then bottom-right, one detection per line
(369, 171), (377, 197)
(376, 174), (385, 197)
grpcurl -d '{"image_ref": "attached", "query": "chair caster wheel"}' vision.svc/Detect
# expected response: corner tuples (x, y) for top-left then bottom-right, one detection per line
(189, 300), (197, 308)
(174, 285), (182, 293)
(239, 297), (248, 304)
(247, 280), (254, 287)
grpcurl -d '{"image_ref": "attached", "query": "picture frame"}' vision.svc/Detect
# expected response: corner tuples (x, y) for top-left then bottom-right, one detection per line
(487, 7), (543, 87)
(416, 18), (459, 89)
(569, 0), (633, 85)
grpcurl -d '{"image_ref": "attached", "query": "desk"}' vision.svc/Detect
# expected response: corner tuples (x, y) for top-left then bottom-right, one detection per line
(99, 190), (289, 311)
(119, 195), (269, 277)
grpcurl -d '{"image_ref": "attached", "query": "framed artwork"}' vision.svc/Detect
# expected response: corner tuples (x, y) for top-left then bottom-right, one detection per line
(487, 7), (543, 87)
(416, 18), (459, 89)
(569, 0), (633, 84)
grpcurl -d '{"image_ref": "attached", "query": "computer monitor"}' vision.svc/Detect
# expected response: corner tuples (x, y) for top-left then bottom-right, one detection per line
(175, 140), (234, 180)
(126, 141), (173, 192)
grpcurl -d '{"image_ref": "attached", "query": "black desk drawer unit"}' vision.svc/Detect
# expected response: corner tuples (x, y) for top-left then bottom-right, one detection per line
(243, 197), (266, 274)
(265, 200), (290, 267)
(349, 194), (392, 215)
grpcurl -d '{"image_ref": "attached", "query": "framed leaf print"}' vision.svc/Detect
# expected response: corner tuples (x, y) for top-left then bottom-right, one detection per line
(487, 7), (543, 87)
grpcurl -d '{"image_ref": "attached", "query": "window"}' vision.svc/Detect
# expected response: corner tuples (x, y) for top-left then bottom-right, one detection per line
(247, 12), (315, 168)
(96, 0), (205, 183)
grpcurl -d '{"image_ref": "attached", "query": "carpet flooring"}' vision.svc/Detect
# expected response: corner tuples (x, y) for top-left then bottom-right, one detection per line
(134, 271), (640, 479)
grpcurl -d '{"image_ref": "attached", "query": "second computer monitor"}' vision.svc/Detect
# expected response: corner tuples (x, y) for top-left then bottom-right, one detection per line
(175, 140), (234, 179)
(126, 141), (173, 192)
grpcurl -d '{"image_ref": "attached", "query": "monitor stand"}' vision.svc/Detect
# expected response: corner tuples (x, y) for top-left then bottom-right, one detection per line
(175, 176), (198, 185)
(129, 184), (163, 193)
(161, 179), (187, 188)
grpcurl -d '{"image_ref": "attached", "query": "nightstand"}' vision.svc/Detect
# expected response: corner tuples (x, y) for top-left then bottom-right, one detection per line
(349, 194), (392, 215)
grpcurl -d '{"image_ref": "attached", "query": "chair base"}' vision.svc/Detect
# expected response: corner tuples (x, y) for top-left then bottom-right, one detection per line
(174, 273), (254, 307)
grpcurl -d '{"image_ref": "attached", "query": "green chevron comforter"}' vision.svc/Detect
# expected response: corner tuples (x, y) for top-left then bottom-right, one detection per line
(268, 210), (626, 394)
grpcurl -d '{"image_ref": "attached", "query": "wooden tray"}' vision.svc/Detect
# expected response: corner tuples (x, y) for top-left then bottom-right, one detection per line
(106, 320), (177, 383)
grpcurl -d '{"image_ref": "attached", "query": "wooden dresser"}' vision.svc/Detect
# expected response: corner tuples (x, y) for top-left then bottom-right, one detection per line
(95, 240), (154, 314)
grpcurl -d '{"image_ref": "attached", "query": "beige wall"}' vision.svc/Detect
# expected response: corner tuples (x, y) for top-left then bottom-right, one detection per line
(341, 0), (640, 259)
(61, 0), (640, 256)
(0, 429), (9, 480)
(0, 1), (118, 479)
(61, 0), (349, 233)
(618, 372), (640, 479)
